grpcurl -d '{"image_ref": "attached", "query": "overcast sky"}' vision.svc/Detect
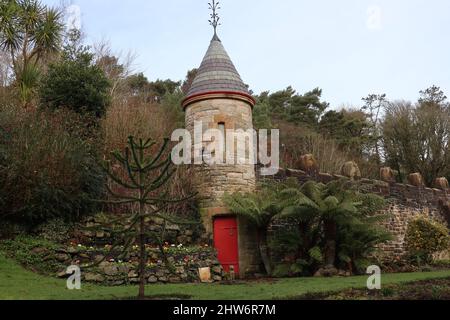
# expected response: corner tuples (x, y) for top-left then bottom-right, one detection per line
(43, 0), (450, 108)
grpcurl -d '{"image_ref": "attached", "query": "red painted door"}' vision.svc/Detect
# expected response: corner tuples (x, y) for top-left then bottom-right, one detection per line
(214, 217), (239, 275)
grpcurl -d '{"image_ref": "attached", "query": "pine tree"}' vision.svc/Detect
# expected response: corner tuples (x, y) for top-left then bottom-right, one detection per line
(91, 136), (195, 299)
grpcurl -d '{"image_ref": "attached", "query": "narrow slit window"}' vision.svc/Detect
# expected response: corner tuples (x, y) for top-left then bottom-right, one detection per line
(218, 122), (226, 162)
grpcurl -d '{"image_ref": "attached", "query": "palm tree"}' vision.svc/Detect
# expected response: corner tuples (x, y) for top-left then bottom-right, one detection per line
(277, 180), (320, 261)
(280, 179), (390, 273)
(0, 0), (64, 107)
(336, 214), (391, 273)
(224, 183), (283, 276)
(279, 180), (364, 268)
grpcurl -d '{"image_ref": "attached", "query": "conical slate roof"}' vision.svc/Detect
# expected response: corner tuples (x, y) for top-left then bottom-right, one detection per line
(183, 36), (255, 108)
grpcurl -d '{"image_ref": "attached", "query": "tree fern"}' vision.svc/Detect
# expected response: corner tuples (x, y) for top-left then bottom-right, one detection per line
(224, 183), (283, 275)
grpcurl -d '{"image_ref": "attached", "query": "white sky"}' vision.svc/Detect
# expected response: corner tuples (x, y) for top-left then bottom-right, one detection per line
(44, 0), (450, 108)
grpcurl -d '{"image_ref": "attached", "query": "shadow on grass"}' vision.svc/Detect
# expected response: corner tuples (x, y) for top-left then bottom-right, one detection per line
(120, 294), (193, 300)
(279, 277), (450, 300)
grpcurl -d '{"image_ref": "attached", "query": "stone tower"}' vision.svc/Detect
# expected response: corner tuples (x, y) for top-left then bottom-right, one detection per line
(182, 33), (261, 277)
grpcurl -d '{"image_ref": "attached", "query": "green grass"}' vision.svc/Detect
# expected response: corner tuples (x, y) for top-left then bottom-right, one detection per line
(1, 253), (450, 300)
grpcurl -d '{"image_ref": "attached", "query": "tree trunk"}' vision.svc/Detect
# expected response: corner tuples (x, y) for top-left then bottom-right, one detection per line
(323, 220), (337, 267)
(138, 214), (146, 300)
(138, 160), (147, 300)
(257, 229), (272, 276)
(138, 166), (146, 300)
(298, 222), (310, 260)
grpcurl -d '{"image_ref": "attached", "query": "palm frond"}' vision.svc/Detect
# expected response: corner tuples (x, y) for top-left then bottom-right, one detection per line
(33, 7), (63, 55)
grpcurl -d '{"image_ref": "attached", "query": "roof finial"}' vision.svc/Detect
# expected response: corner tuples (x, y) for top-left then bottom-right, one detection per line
(208, 0), (221, 40)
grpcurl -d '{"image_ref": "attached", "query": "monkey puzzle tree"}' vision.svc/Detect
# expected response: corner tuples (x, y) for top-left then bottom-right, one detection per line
(93, 136), (195, 299)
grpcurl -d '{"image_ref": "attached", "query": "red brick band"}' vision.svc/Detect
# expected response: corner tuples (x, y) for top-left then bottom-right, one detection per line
(182, 91), (256, 109)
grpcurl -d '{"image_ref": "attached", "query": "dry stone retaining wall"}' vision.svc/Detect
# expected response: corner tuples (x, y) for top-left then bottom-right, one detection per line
(73, 215), (208, 248)
(262, 168), (450, 260)
(55, 246), (224, 285)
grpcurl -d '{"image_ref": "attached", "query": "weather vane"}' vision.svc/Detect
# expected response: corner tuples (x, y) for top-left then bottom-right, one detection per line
(208, 0), (221, 38)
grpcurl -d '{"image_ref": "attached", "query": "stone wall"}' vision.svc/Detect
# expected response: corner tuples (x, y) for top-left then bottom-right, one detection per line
(72, 215), (208, 248)
(55, 245), (225, 285)
(261, 168), (450, 260)
(71, 249), (225, 286)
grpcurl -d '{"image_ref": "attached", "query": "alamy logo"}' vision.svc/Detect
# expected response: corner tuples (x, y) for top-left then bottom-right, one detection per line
(171, 121), (280, 176)
(367, 5), (382, 31)
(66, 265), (81, 290)
(366, 265), (381, 290)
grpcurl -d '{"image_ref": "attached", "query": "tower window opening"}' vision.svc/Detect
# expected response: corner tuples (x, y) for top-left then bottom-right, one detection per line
(218, 122), (226, 162)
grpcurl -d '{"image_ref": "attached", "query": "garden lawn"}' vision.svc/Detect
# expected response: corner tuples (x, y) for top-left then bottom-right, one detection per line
(1, 254), (450, 300)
